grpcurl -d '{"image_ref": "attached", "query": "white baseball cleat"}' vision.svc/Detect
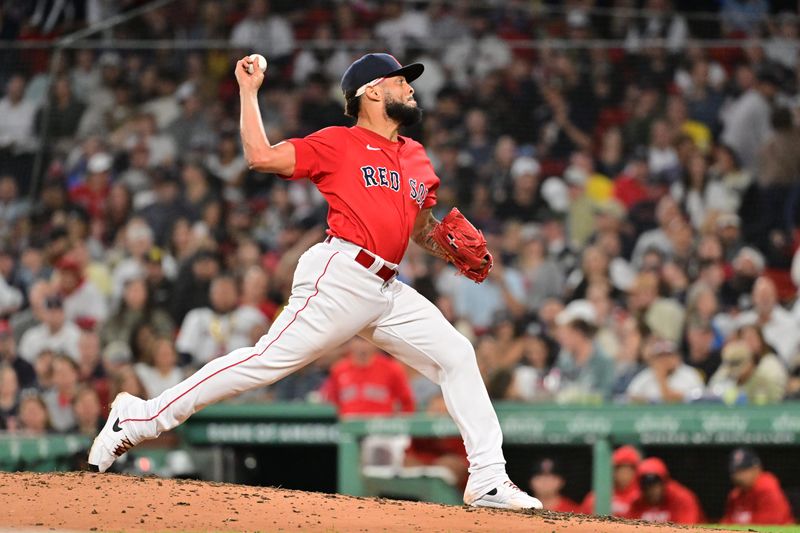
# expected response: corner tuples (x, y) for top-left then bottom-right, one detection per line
(467, 480), (544, 510)
(88, 392), (145, 473)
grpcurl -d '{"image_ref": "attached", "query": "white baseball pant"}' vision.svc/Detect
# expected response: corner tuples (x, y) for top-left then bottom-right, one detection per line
(124, 237), (508, 497)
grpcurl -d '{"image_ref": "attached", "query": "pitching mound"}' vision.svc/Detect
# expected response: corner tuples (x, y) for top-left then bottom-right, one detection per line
(1, 472), (724, 532)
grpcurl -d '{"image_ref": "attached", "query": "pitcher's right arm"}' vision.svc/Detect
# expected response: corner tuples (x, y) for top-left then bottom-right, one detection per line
(236, 55), (296, 176)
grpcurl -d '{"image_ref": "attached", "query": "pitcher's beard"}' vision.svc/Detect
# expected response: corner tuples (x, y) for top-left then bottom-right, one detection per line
(386, 100), (423, 126)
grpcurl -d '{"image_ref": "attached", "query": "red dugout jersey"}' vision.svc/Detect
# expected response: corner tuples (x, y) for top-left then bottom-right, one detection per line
(627, 480), (704, 524)
(284, 125), (440, 264)
(321, 353), (415, 417)
(579, 482), (640, 516)
(722, 472), (794, 525)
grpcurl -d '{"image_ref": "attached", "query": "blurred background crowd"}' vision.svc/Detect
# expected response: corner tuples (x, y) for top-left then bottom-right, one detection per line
(1, 0), (800, 444)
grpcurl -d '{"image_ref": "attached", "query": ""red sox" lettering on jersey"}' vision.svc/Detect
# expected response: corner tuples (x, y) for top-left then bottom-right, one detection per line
(360, 165), (428, 207)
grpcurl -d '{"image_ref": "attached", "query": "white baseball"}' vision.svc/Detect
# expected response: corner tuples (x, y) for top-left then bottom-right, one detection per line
(247, 54), (268, 74)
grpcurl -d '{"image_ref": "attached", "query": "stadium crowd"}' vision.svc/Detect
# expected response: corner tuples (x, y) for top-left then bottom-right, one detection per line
(0, 0), (799, 472)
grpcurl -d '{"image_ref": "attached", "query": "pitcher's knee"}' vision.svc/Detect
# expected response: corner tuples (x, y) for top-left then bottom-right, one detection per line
(437, 334), (478, 376)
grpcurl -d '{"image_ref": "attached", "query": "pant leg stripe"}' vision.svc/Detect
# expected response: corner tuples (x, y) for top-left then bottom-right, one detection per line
(119, 251), (340, 425)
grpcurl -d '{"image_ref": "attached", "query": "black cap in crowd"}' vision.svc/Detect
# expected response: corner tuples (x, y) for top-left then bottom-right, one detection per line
(729, 447), (761, 473)
(340, 53), (424, 95)
(531, 457), (563, 478)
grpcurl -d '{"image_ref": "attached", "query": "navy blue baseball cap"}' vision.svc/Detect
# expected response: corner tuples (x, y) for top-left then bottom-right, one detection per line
(340, 53), (424, 96)
(729, 447), (761, 473)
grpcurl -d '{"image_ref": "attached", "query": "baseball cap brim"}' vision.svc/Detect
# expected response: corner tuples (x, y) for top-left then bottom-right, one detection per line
(385, 63), (424, 85)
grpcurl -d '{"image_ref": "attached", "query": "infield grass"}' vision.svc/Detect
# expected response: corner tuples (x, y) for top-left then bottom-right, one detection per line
(706, 525), (800, 533)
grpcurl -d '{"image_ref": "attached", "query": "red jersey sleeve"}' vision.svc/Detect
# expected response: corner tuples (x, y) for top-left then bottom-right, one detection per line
(579, 493), (595, 515)
(668, 483), (704, 524)
(422, 177), (439, 209)
(283, 126), (346, 182)
(751, 479), (794, 524)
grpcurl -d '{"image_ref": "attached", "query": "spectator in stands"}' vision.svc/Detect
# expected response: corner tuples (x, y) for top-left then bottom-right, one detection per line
(35, 76), (85, 148)
(722, 447), (794, 524)
(109, 364), (146, 401)
(18, 293), (80, 363)
(496, 157), (544, 224)
(42, 354), (80, 432)
(671, 152), (727, 230)
(528, 458), (580, 512)
(626, 272), (686, 343)
(721, 65), (780, 172)
(443, 14), (511, 89)
(0, 363), (19, 430)
(0, 320), (35, 389)
(685, 281), (729, 340)
(206, 134), (247, 204)
(612, 318), (648, 398)
(239, 265), (276, 323)
(504, 328), (558, 402)
(736, 276), (798, 364)
(720, 0), (768, 36)
(167, 93), (216, 154)
(683, 319), (721, 383)
(719, 247), (762, 309)
(631, 196), (681, 267)
(69, 152), (112, 223)
(438, 252), (526, 332)
(565, 245), (610, 302)
(516, 233), (564, 313)
(707, 340), (787, 404)
(17, 392), (50, 435)
(321, 337), (414, 417)
(0, 175), (30, 239)
(624, 0), (689, 53)
(72, 385), (103, 437)
(765, 12), (800, 70)
(626, 338), (704, 403)
(627, 457), (704, 524)
(54, 255), (108, 327)
(0, 74), (37, 179)
(101, 276), (173, 348)
(230, 0), (294, 65)
(757, 107), (800, 234)
(682, 60), (725, 134)
(142, 246), (174, 311)
(170, 249), (221, 323)
(648, 119), (680, 179)
(552, 300), (615, 402)
(580, 445), (642, 516)
(134, 337), (183, 399)
(176, 275), (264, 366)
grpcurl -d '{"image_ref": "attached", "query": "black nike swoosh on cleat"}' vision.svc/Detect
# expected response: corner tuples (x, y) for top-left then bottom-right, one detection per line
(112, 418), (123, 432)
(486, 488), (497, 496)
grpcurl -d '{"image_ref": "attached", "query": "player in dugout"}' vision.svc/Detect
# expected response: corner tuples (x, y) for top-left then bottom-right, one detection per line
(579, 445), (641, 516)
(721, 447), (794, 525)
(626, 457), (704, 524)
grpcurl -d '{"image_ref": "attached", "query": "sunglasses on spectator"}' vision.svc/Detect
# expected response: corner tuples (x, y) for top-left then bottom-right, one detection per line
(45, 297), (64, 309)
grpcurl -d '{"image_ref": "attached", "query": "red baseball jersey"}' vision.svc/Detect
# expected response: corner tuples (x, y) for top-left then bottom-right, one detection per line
(550, 496), (581, 514)
(284, 125), (440, 264)
(722, 471), (794, 525)
(579, 482), (640, 516)
(321, 352), (415, 417)
(627, 480), (704, 524)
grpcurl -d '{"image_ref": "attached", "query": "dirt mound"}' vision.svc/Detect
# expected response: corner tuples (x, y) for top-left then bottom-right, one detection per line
(0, 472), (727, 532)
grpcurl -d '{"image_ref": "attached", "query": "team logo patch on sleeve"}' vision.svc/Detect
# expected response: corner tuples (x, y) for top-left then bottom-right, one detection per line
(408, 179), (427, 207)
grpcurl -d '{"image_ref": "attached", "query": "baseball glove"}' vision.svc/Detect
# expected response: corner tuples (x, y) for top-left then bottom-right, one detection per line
(428, 208), (493, 283)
